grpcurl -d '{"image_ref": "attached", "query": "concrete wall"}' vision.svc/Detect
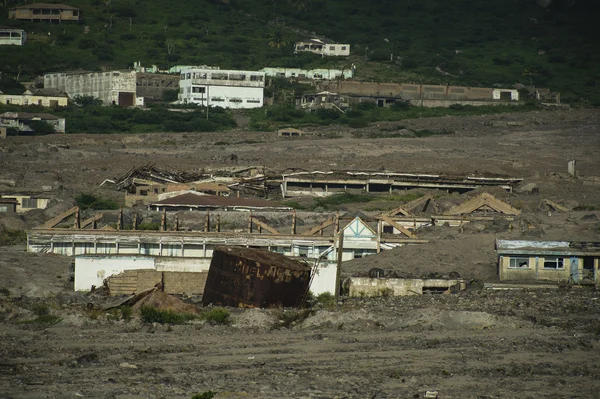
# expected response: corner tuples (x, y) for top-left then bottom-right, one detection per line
(0, 94), (68, 107)
(136, 73), (180, 100)
(163, 272), (207, 295)
(262, 67), (353, 80)
(349, 277), (466, 297)
(74, 256), (154, 291)
(44, 71), (136, 106)
(107, 269), (207, 295)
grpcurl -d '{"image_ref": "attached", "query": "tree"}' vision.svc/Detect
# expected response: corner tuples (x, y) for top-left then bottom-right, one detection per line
(268, 31), (288, 49)
(289, 0), (311, 12)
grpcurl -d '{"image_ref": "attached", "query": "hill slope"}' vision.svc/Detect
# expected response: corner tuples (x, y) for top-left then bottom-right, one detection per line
(0, 0), (598, 104)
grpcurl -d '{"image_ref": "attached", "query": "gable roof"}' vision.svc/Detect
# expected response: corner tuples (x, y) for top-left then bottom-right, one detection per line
(12, 3), (79, 10)
(151, 193), (287, 209)
(446, 193), (521, 216)
(342, 217), (377, 238)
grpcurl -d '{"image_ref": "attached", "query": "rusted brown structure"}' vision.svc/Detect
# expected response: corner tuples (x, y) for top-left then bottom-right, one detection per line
(202, 246), (311, 308)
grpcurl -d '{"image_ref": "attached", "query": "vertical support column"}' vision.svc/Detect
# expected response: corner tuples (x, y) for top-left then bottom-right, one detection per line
(204, 210), (210, 232)
(216, 214), (221, 232)
(248, 211), (253, 233)
(335, 231), (344, 299)
(132, 212), (137, 230)
(376, 219), (382, 253)
(291, 211), (296, 235)
(160, 208), (166, 232)
(335, 212), (340, 233)
(74, 207), (80, 229)
(174, 214), (179, 231)
(117, 208), (123, 231)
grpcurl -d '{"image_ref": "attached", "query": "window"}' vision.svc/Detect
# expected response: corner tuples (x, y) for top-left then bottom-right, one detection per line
(230, 98), (243, 103)
(192, 87), (206, 93)
(543, 257), (564, 269)
(250, 75), (263, 81)
(21, 198), (38, 208)
(186, 73), (191, 79)
(0, 206), (8, 213)
(509, 257), (529, 269)
(341, 46), (347, 50)
(211, 97), (224, 102)
(246, 100), (261, 103)
(329, 46), (335, 50)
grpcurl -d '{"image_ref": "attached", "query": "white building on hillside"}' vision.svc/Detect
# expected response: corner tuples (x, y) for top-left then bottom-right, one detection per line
(178, 68), (265, 109)
(294, 39), (350, 57)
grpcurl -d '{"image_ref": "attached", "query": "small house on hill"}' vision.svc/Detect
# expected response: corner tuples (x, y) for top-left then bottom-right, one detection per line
(0, 27), (26, 45)
(294, 39), (350, 57)
(9, 3), (81, 23)
(0, 112), (65, 133)
(496, 240), (599, 284)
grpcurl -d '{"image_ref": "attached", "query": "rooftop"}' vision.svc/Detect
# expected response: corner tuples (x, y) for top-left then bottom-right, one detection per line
(0, 112), (61, 120)
(151, 193), (288, 209)
(12, 3), (79, 10)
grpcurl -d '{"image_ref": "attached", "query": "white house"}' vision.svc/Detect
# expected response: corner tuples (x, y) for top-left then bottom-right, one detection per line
(0, 27), (26, 45)
(261, 67), (354, 80)
(178, 68), (265, 109)
(294, 39), (350, 57)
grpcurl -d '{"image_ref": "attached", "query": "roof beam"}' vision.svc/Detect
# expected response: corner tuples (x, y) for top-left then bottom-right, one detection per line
(37, 206), (79, 229)
(379, 215), (417, 238)
(302, 218), (335, 236)
(80, 213), (103, 229)
(251, 217), (280, 235)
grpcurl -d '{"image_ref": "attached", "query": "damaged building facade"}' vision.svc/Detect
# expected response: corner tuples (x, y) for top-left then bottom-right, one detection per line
(178, 67), (265, 109)
(44, 70), (137, 106)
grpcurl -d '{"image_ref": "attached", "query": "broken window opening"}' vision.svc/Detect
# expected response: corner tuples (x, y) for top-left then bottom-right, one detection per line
(509, 257), (530, 269)
(543, 257), (564, 269)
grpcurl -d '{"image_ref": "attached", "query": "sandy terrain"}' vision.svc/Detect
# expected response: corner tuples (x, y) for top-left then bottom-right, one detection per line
(1, 108), (600, 399)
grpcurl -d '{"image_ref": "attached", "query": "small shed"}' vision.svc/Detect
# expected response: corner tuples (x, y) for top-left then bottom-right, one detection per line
(496, 240), (600, 284)
(278, 127), (306, 137)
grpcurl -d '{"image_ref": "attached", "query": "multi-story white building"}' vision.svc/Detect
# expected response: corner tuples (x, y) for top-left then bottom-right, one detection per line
(178, 68), (265, 109)
(0, 27), (26, 46)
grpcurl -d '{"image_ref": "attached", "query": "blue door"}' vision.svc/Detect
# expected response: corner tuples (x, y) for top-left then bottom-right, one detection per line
(570, 257), (579, 283)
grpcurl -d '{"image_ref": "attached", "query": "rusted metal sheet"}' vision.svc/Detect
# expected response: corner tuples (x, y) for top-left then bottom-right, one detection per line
(202, 246), (311, 308)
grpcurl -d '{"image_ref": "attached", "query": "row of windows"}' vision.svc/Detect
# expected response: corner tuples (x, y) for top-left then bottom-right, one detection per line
(189, 97), (261, 104)
(508, 257), (565, 270)
(180, 72), (264, 81)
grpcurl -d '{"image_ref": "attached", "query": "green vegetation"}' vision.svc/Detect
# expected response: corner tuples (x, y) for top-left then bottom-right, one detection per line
(274, 308), (313, 329)
(1, 0), (596, 104)
(19, 302), (62, 325)
(199, 307), (230, 325)
(315, 292), (336, 308)
(191, 392), (216, 399)
(140, 305), (198, 324)
(75, 193), (120, 210)
(0, 229), (27, 246)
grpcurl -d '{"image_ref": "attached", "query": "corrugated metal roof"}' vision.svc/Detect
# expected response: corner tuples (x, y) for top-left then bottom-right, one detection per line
(496, 239), (600, 254)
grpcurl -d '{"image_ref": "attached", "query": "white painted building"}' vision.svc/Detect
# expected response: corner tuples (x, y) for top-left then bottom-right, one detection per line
(294, 39), (350, 57)
(492, 88), (519, 101)
(178, 68), (265, 109)
(0, 28), (26, 46)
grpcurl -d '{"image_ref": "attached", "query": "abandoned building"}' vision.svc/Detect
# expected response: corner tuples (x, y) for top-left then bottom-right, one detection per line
(148, 193), (291, 212)
(27, 207), (426, 295)
(135, 72), (180, 102)
(280, 170), (523, 198)
(496, 240), (599, 284)
(349, 277), (466, 297)
(261, 67), (354, 80)
(125, 182), (230, 207)
(0, 112), (65, 133)
(178, 67), (265, 109)
(310, 81), (558, 108)
(0, 27), (26, 45)
(0, 88), (68, 107)
(44, 70), (137, 106)
(0, 194), (50, 213)
(8, 3), (81, 23)
(278, 128), (308, 137)
(294, 39), (350, 57)
(300, 91), (349, 111)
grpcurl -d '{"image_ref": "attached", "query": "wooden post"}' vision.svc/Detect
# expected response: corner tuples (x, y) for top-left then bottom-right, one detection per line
(335, 212), (340, 233)
(216, 214), (221, 232)
(291, 211), (296, 235)
(204, 210), (210, 232)
(160, 208), (166, 231)
(117, 208), (123, 231)
(376, 218), (382, 253)
(335, 230), (344, 300)
(248, 211), (253, 233)
(174, 214), (179, 231)
(74, 207), (80, 229)
(132, 212), (137, 230)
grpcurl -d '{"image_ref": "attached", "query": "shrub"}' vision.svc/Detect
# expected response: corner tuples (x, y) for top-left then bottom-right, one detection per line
(348, 118), (368, 128)
(315, 292), (336, 308)
(192, 392), (216, 399)
(121, 306), (133, 321)
(0, 229), (27, 246)
(75, 193), (120, 210)
(140, 306), (198, 324)
(200, 307), (230, 325)
(20, 314), (62, 325)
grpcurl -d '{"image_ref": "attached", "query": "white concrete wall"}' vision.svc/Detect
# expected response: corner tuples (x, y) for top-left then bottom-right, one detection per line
(310, 262), (337, 295)
(156, 257), (211, 272)
(75, 256), (154, 291)
(44, 71), (136, 106)
(492, 89), (519, 101)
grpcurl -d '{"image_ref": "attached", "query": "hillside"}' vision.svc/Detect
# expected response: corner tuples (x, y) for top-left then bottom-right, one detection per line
(0, 0), (599, 104)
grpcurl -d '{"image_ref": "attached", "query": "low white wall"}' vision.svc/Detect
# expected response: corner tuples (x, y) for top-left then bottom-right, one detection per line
(310, 262), (337, 295)
(75, 256), (154, 291)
